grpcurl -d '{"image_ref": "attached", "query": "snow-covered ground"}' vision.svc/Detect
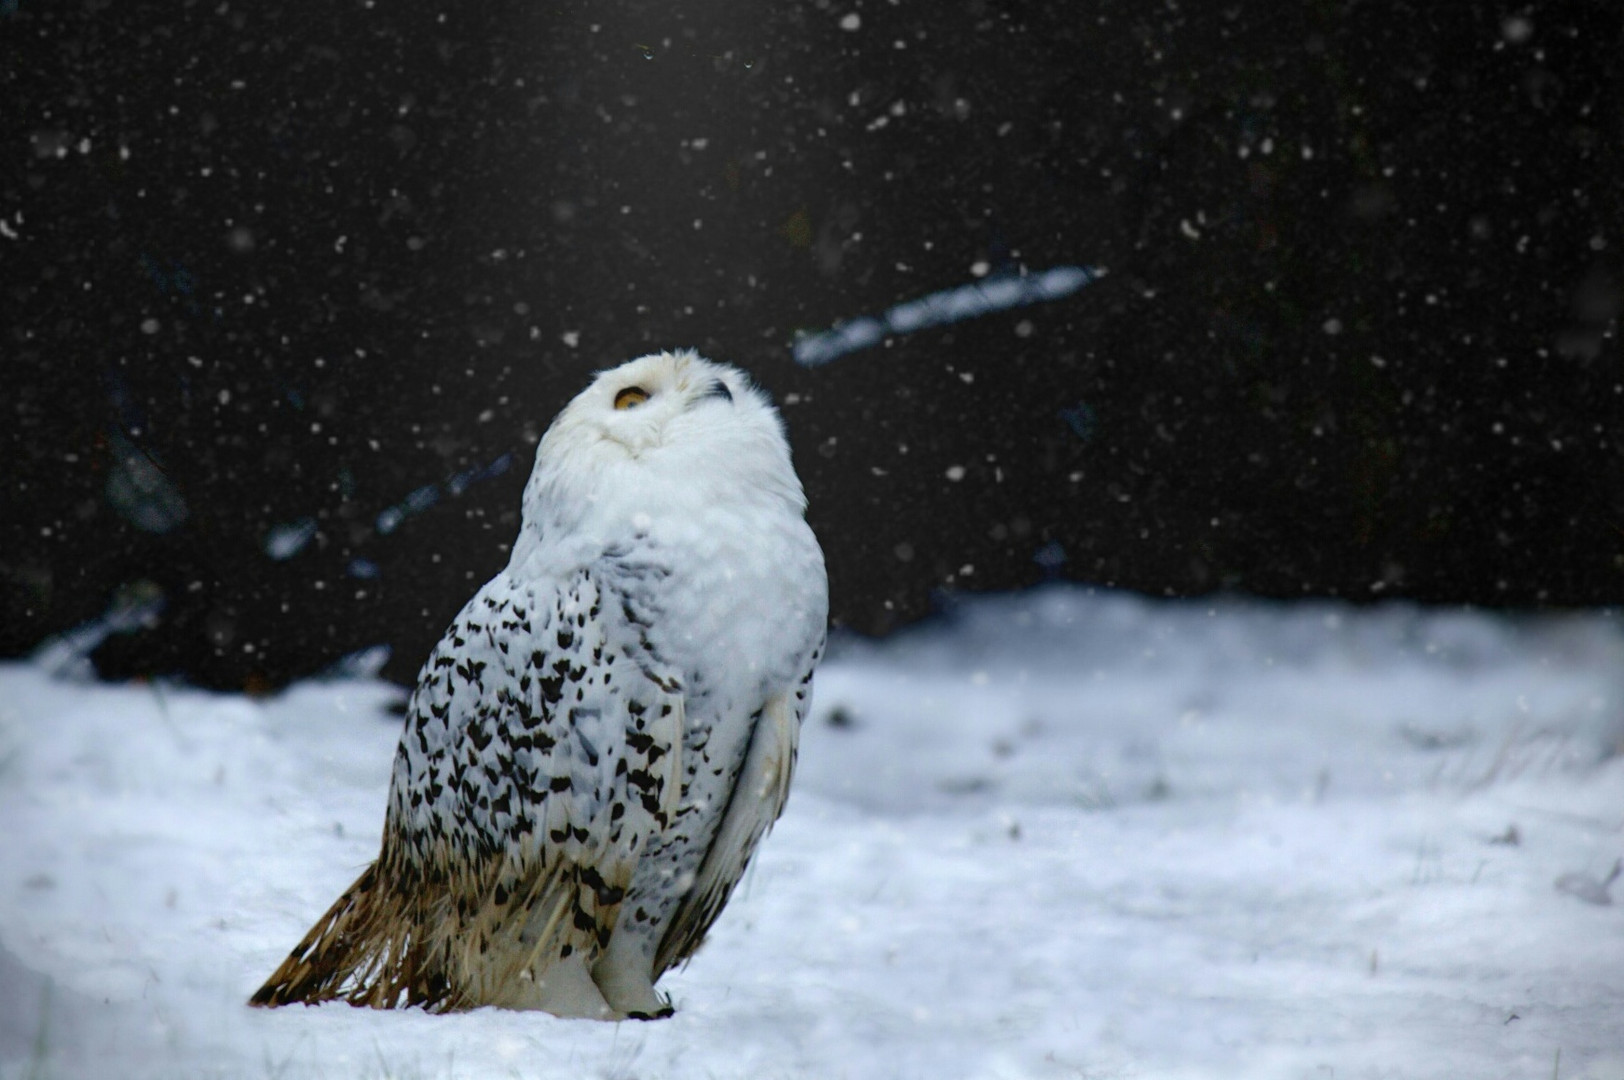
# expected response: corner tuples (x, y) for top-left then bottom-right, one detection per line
(2, 588), (1622, 1079)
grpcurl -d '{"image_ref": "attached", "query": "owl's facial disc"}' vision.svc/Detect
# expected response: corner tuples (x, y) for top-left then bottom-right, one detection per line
(560, 351), (752, 464)
(606, 374), (731, 421)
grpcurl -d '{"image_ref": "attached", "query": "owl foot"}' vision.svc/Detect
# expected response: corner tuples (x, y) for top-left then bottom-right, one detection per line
(591, 946), (670, 1019)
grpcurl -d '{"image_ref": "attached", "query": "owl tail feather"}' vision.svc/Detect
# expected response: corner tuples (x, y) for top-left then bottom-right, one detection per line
(248, 862), (461, 1011)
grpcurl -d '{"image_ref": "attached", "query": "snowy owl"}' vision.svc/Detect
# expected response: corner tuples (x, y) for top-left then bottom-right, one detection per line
(251, 350), (827, 1019)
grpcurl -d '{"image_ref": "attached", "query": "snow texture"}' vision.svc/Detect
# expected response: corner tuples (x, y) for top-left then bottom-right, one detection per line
(2, 588), (1622, 1079)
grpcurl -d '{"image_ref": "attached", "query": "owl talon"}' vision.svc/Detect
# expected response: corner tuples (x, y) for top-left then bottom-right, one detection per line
(626, 1004), (675, 1021)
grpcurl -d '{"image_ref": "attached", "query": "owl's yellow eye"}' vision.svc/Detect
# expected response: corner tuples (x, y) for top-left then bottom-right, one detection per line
(613, 386), (649, 410)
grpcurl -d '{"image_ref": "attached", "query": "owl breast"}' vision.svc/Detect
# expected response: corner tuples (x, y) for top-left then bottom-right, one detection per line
(596, 497), (826, 960)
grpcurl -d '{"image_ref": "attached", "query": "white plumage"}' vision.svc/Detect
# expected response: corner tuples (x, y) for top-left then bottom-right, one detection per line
(252, 350), (827, 1019)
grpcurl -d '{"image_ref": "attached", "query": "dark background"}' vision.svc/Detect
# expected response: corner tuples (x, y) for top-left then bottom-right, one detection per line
(3, 0), (1620, 691)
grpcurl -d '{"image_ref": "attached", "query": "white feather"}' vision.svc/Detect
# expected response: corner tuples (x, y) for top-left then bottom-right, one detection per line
(252, 350), (828, 1019)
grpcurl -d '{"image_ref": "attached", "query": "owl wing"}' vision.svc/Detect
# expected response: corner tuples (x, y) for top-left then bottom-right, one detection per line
(256, 563), (685, 1013)
(653, 634), (823, 977)
(397, 563), (689, 1008)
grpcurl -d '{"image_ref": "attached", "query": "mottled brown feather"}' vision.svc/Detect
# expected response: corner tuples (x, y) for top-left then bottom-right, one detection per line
(250, 835), (637, 1012)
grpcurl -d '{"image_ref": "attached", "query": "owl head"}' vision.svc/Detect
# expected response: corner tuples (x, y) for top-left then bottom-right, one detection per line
(519, 350), (807, 546)
(549, 349), (759, 455)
